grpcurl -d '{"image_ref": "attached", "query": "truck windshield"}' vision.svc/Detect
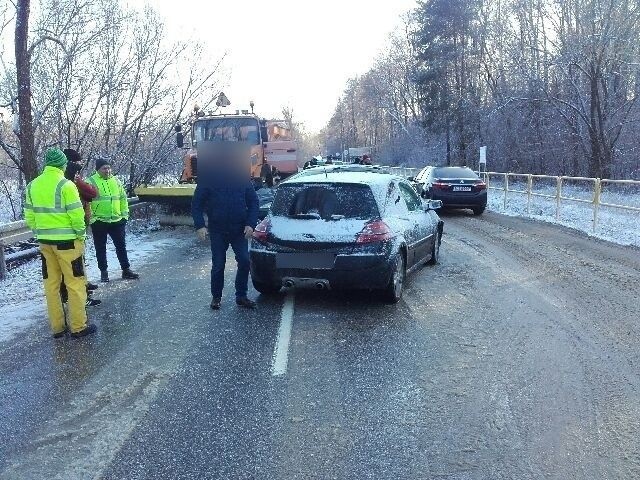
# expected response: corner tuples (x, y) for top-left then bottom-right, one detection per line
(193, 118), (261, 145)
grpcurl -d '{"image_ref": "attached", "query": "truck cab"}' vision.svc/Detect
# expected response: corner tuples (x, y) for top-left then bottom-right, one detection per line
(179, 113), (299, 188)
(179, 114), (267, 185)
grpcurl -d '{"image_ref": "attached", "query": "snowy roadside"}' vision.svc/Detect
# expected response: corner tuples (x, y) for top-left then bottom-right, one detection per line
(486, 184), (640, 248)
(0, 220), (193, 344)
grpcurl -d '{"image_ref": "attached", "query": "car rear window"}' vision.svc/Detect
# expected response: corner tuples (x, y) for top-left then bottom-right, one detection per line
(271, 183), (379, 220)
(433, 167), (478, 179)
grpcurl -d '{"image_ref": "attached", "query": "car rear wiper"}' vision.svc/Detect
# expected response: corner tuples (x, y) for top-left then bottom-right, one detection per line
(290, 213), (321, 220)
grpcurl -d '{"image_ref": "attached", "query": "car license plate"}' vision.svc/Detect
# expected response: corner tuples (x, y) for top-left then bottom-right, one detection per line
(276, 253), (335, 269)
(452, 186), (472, 192)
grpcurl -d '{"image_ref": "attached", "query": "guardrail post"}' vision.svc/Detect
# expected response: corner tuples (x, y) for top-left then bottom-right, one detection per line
(555, 176), (563, 221)
(503, 173), (509, 210)
(593, 178), (601, 233)
(527, 174), (533, 215)
(0, 242), (6, 281)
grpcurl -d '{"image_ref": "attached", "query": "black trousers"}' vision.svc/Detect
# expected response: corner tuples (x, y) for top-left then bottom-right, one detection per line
(91, 220), (130, 272)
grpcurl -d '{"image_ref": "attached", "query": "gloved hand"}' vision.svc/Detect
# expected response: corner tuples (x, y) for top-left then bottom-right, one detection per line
(196, 227), (208, 241)
(244, 226), (254, 239)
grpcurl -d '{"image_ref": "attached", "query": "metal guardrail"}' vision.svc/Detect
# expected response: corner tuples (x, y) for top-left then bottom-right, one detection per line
(480, 172), (640, 232)
(0, 197), (143, 280)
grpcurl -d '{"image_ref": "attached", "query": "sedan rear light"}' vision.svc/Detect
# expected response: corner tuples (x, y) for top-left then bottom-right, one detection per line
(474, 181), (487, 190)
(253, 218), (271, 243)
(432, 182), (449, 190)
(356, 220), (393, 244)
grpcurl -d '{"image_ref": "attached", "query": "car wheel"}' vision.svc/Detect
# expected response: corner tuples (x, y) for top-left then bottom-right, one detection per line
(252, 279), (281, 295)
(427, 230), (441, 265)
(473, 206), (485, 216)
(384, 252), (405, 303)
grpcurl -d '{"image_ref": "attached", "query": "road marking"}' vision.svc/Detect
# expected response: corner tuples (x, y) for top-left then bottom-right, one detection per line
(271, 291), (295, 376)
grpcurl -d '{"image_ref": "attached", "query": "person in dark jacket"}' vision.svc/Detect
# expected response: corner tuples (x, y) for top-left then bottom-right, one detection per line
(60, 149), (101, 306)
(191, 168), (260, 309)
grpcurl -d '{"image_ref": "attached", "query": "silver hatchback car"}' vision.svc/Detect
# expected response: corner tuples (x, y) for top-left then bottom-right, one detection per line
(250, 169), (444, 303)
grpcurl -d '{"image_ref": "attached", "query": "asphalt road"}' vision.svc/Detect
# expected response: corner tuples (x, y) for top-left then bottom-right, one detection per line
(1, 211), (639, 480)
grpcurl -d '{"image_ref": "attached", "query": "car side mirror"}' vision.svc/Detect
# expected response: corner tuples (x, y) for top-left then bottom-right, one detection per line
(425, 199), (442, 211)
(175, 125), (184, 148)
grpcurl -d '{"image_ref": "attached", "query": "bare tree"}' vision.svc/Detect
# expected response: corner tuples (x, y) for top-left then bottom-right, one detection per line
(0, 0), (227, 205)
(14, 0), (37, 182)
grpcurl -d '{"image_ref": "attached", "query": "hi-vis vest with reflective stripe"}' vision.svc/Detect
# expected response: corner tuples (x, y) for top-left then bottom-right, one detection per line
(24, 166), (86, 242)
(87, 173), (129, 224)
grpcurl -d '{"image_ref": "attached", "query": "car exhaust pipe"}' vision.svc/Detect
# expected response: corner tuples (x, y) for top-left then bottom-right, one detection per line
(283, 279), (295, 288)
(315, 281), (327, 290)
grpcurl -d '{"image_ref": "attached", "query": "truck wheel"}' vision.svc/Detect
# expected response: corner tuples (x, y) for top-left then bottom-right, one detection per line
(252, 279), (281, 295)
(261, 165), (274, 188)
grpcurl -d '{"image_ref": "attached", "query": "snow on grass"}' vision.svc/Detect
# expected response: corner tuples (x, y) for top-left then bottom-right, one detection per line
(0, 220), (191, 344)
(486, 180), (640, 247)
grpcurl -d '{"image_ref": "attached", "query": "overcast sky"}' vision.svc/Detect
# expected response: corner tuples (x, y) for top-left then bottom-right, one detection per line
(126, 0), (417, 133)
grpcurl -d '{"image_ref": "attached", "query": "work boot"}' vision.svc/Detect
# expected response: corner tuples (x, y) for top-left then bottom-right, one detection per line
(122, 268), (139, 280)
(100, 271), (109, 283)
(53, 330), (66, 339)
(87, 282), (99, 291)
(210, 298), (221, 310)
(86, 298), (102, 307)
(70, 324), (97, 338)
(236, 297), (256, 309)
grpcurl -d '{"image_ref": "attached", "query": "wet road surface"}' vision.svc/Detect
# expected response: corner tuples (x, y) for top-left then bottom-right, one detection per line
(1, 212), (640, 479)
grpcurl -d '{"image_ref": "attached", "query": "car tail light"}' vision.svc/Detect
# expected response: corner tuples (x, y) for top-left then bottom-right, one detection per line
(474, 181), (487, 190)
(433, 181), (449, 190)
(253, 218), (271, 243)
(356, 220), (393, 244)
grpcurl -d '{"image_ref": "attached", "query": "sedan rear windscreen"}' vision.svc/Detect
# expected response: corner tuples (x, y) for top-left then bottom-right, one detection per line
(433, 167), (479, 179)
(272, 183), (379, 220)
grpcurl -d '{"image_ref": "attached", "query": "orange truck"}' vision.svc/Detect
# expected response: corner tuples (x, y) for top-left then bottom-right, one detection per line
(178, 113), (300, 187)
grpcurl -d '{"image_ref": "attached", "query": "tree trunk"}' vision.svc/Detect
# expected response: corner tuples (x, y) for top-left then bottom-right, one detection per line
(589, 68), (605, 178)
(15, 0), (38, 182)
(445, 116), (451, 166)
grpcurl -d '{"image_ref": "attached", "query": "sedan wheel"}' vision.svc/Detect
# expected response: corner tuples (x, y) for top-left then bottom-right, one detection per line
(384, 253), (405, 303)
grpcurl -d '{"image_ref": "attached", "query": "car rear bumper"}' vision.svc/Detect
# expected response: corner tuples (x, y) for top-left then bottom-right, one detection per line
(432, 190), (487, 208)
(250, 250), (393, 290)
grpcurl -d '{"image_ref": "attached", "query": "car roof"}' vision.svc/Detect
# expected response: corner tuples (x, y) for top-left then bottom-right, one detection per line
(432, 166), (474, 171)
(283, 167), (400, 186)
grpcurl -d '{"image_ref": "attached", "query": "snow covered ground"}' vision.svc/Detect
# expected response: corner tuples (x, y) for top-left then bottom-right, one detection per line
(486, 180), (640, 248)
(0, 220), (192, 343)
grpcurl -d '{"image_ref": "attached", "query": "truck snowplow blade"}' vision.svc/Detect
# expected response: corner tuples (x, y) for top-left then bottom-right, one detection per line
(135, 184), (271, 226)
(134, 185), (195, 209)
